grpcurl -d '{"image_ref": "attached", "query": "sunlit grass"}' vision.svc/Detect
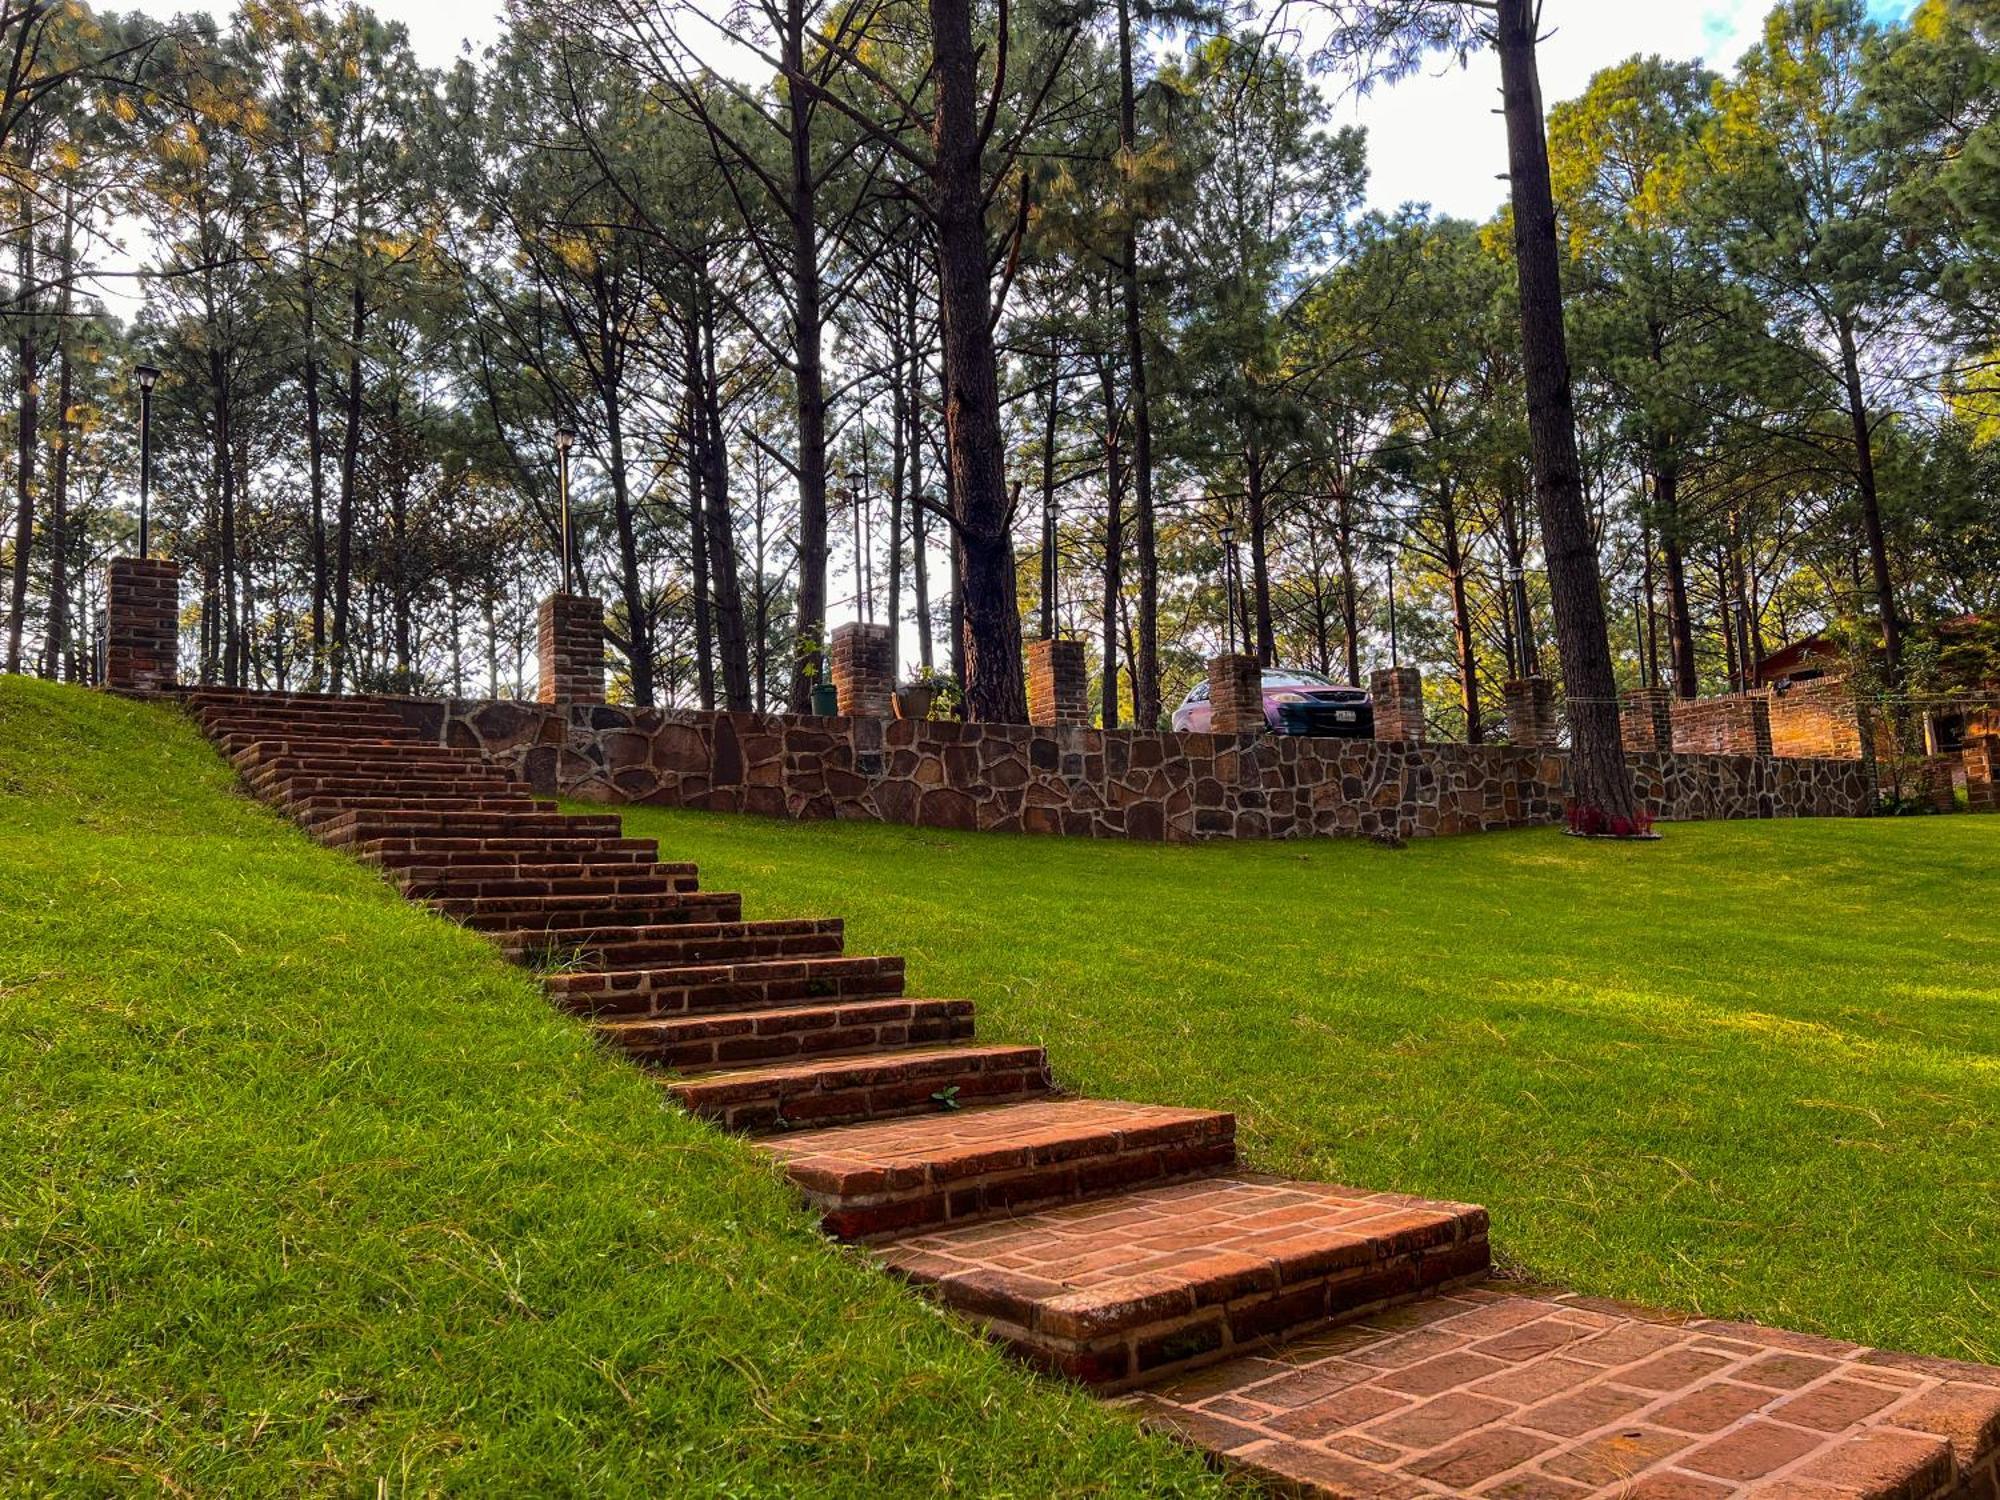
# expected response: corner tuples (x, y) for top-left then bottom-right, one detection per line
(607, 795), (2000, 1367)
(0, 678), (1230, 1497)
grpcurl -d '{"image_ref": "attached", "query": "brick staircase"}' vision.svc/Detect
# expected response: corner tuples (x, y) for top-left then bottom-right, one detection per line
(184, 687), (2000, 1500)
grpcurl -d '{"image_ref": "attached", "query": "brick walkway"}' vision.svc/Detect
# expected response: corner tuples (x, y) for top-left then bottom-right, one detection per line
(184, 688), (2000, 1499)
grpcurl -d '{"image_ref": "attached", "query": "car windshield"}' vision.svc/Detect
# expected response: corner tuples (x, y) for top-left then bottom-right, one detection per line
(1263, 670), (1334, 689)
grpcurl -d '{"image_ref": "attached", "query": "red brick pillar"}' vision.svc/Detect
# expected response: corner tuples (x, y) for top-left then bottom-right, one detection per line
(1964, 737), (1997, 814)
(104, 557), (180, 692)
(1208, 655), (1263, 735)
(1504, 676), (1556, 748)
(537, 594), (604, 704)
(1027, 638), (1088, 726)
(1621, 687), (1674, 752)
(830, 621), (893, 717)
(1370, 666), (1425, 744)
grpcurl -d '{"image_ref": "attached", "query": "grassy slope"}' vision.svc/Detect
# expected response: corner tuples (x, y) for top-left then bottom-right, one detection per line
(0, 678), (1229, 1498)
(600, 801), (2000, 1368)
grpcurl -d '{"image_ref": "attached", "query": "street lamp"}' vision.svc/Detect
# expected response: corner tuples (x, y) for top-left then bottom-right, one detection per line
(135, 365), (161, 557)
(554, 427), (576, 595)
(1219, 522), (1238, 655)
(1507, 562), (1537, 677)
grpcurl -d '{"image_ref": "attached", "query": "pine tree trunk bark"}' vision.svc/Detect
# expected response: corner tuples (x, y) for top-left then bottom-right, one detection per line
(331, 281), (365, 694)
(8, 227), (37, 676)
(784, 3), (829, 710)
(1836, 316), (1900, 680)
(1495, 0), (1638, 822)
(1099, 360), (1125, 727)
(1115, 0), (1160, 726)
(699, 294), (752, 710)
(928, 0), (1026, 722)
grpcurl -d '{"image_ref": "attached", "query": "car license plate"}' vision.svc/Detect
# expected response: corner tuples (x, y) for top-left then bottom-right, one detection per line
(1335, 709), (1356, 722)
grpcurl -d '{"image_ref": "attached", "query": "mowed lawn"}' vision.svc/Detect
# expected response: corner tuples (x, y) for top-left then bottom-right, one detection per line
(603, 799), (2000, 1367)
(0, 679), (1228, 1498)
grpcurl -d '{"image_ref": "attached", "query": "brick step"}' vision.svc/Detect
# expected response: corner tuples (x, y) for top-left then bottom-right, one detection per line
(395, 868), (701, 901)
(294, 795), (554, 825)
(221, 735), (438, 762)
(1124, 1287), (2000, 1500)
(255, 773), (528, 801)
(355, 835), (661, 867)
(187, 688), (398, 709)
(594, 996), (975, 1069)
(544, 950), (896, 1017)
(318, 810), (626, 846)
(229, 748), (482, 780)
(205, 717), (417, 742)
(877, 1176), (1490, 1393)
(532, 919), (842, 983)
(486, 900), (744, 944)
(765, 1098), (1238, 1241)
(668, 1042), (1054, 1131)
(433, 890), (744, 934)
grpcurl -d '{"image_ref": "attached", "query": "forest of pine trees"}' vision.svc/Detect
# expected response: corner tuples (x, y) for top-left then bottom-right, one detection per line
(4, 0), (1997, 763)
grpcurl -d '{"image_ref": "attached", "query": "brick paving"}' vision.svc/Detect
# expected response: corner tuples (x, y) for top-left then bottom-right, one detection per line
(177, 685), (2000, 1499)
(1126, 1287), (2000, 1498)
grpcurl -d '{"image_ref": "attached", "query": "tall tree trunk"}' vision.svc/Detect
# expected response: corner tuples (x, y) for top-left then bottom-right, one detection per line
(1835, 315), (1900, 679)
(1434, 483), (1482, 743)
(1115, 0), (1159, 726)
(1335, 477), (1360, 685)
(684, 383), (715, 711)
(1099, 360), (1124, 727)
(928, 0), (1026, 722)
(907, 276), (933, 672)
(210, 343), (239, 688)
(596, 286), (653, 705)
(888, 304), (908, 681)
(1247, 439), (1275, 664)
(44, 213), (73, 679)
(1496, 0), (1638, 821)
(331, 281), (365, 694)
(1040, 355), (1060, 639)
(8, 226), (37, 675)
(698, 294), (752, 710)
(389, 395), (411, 675)
(1659, 480), (1697, 699)
(302, 291), (328, 689)
(784, 2), (829, 710)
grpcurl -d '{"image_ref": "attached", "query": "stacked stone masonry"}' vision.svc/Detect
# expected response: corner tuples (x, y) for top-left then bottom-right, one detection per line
(537, 594), (605, 705)
(372, 697), (1877, 844)
(830, 622), (894, 718)
(170, 687), (1999, 1500)
(1027, 638), (1089, 726)
(104, 558), (180, 692)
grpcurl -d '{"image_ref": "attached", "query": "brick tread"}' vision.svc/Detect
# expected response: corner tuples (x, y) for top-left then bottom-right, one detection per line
(878, 1175), (1490, 1392)
(543, 953), (900, 1016)
(593, 996), (976, 1068)
(1124, 1286), (2000, 1499)
(763, 1098), (1237, 1240)
(666, 1043), (1053, 1131)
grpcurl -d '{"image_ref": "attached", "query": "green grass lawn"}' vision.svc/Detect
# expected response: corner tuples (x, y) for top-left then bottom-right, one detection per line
(599, 796), (2000, 1369)
(0, 678), (1230, 1497)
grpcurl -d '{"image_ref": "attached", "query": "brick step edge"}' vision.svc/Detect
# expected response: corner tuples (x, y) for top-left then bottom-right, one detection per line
(668, 1044), (1055, 1132)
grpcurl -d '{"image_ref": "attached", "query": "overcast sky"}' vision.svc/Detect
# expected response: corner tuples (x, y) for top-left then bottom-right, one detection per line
(117, 0), (1919, 221)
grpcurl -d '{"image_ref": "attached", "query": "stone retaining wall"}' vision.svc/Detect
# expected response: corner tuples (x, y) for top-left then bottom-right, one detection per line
(375, 697), (1876, 843)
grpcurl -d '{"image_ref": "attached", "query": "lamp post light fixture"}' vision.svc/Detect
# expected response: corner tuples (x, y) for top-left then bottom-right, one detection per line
(554, 427), (576, 595)
(1219, 521), (1238, 655)
(135, 365), (161, 557)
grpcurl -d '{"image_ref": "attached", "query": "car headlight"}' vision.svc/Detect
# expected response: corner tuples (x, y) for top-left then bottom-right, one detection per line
(1271, 692), (1305, 704)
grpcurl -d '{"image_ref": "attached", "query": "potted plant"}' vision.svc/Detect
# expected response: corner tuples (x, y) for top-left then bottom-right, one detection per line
(895, 667), (943, 721)
(797, 636), (840, 716)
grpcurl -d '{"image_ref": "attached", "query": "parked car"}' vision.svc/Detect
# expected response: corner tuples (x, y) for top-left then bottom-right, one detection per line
(1171, 669), (1374, 737)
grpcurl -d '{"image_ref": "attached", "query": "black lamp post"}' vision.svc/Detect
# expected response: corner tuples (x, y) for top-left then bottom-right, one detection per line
(1219, 521), (1237, 655)
(554, 427), (576, 595)
(135, 365), (160, 557)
